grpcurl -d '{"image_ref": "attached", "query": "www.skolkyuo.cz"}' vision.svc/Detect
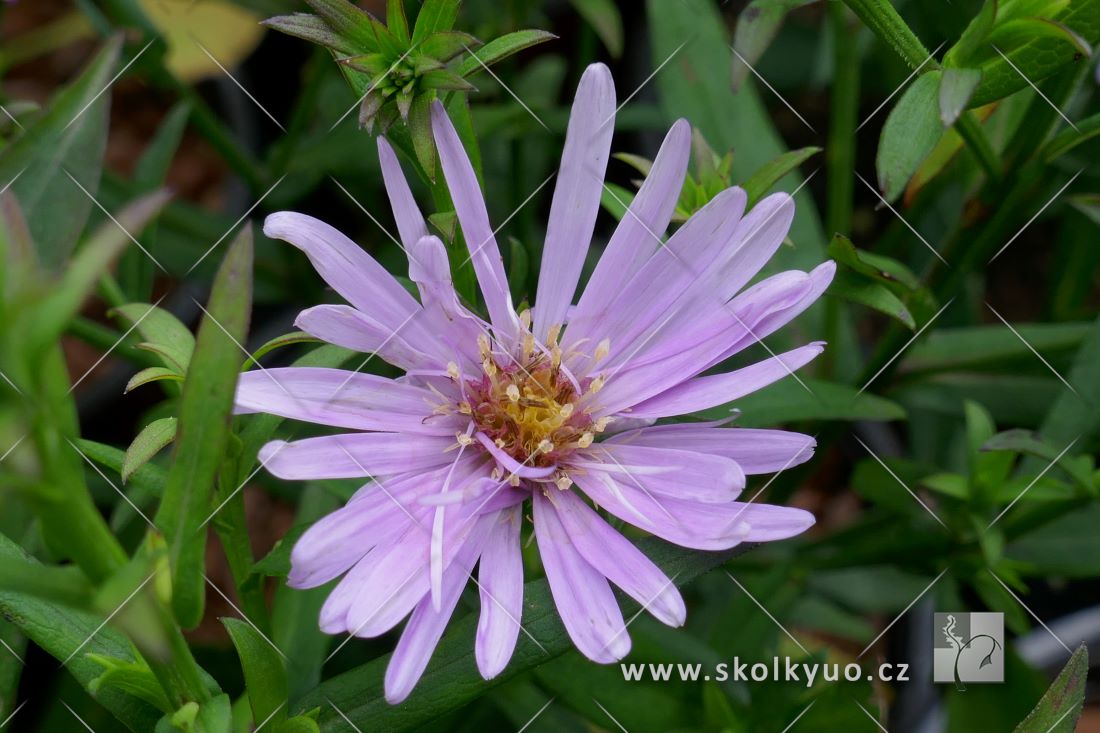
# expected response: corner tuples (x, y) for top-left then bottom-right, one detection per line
(621, 658), (911, 687)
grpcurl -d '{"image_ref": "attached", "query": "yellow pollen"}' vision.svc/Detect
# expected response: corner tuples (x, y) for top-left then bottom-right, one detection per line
(519, 309), (532, 329)
(593, 416), (612, 432)
(577, 432), (593, 448)
(555, 473), (572, 491)
(506, 384), (521, 402)
(456, 432), (475, 446)
(547, 323), (562, 345)
(537, 439), (554, 454)
(478, 333), (491, 357)
(559, 403), (574, 418)
(446, 361), (460, 380)
(595, 338), (611, 362)
(589, 375), (606, 393)
(482, 358), (496, 377)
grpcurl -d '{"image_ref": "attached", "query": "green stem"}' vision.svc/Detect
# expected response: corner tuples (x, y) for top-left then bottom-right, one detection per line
(955, 112), (1001, 182)
(841, 0), (932, 69)
(826, 4), (860, 239)
(211, 460), (269, 633)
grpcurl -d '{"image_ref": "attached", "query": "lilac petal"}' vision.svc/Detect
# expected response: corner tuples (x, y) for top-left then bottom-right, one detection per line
(552, 489), (685, 627)
(258, 433), (457, 479)
(234, 367), (463, 435)
(431, 101), (517, 338)
(474, 432), (557, 478)
(568, 119), (691, 352)
(626, 342), (825, 419)
(572, 471), (755, 550)
(709, 193), (795, 302)
(294, 304), (434, 371)
(736, 503), (816, 541)
(532, 63), (616, 340)
(291, 458), (485, 589)
(264, 212), (437, 353)
(609, 425), (816, 474)
(407, 235), (485, 368)
(475, 505), (523, 679)
(533, 490), (631, 663)
(384, 518), (489, 703)
(586, 187), (748, 366)
(377, 136), (429, 250)
(567, 443), (745, 503)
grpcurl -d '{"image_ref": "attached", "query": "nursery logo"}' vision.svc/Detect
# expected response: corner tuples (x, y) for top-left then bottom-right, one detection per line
(933, 612), (1004, 687)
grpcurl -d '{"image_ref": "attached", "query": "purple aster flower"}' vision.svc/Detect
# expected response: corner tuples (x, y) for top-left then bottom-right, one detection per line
(235, 62), (834, 703)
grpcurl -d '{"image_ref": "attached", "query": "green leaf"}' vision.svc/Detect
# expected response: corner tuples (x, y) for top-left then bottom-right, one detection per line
(411, 0), (460, 45)
(407, 92), (437, 180)
(77, 438), (168, 498)
(825, 234), (921, 290)
(507, 236), (529, 303)
(252, 524), (309, 578)
(224, 618), (288, 729)
(112, 302), (196, 374)
(31, 191), (170, 350)
(828, 272), (916, 329)
(295, 538), (750, 731)
(275, 718), (322, 733)
(902, 322), (1090, 375)
(1006, 503), (1100, 576)
(741, 146), (821, 207)
(305, 0), (379, 51)
(569, 0), (624, 57)
(1042, 112), (1100, 161)
(939, 68), (981, 126)
(386, 0), (410, 45)
(944, 0), (997, 67)
(599, 181), (635, 221)
(88, 653), (173, 713)
(970, 0), (1100, 107)
(123, 417), (178, 483)
(249, 331), (322, 365)
(262, 14), (357, 56)
(731, 0), (814, 90)
(455, 30), (557, 78)
(988, 18), (1092, 58)
(0, 533), (162, 731)
(1012, 644), (1088, 732)
(417, 31), (479, 62)
(195, 694), (233, 733)
(126, 366), (185, 393)
(694, 378), (906, 426)
(1037, 310), (1100, 451)
(155, 228), (253, 629)
(983, 429), (1094, 491)
(0, 35), (119, 268)
(877, 70), (945, 202)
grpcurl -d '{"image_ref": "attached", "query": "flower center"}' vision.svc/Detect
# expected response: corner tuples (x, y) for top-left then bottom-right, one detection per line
(454, 330), (611, 473)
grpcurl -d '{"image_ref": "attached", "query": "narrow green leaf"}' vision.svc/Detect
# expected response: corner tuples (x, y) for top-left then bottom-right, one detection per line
(295, 539), (751, 731)
(411, 0), (460, 44)
(0, 619), (25, 724)
(78, 438), (168, 497)
(1037, 310), (1100, 449)
(939, 68), (981, 126)
(407, 92), (437, 180)
(731, 0), (814, 90)
(1042, 111), (1100, 161)
(456, 30), (557, 78)
(112, 302), (196, 373)
(1007, 504), (1100, 576)
(988, 18), (1092, 58)
(196, 694), (233, 733)
(262, 14), (357, 55)
(32, 191), (170, 350)
(156, 228), (253, 629)
(741, 146), (821, 207)
(275, 717), (322, 733)
(599, 181), (635, 221)
(417, 30), (479, 62)
(828, 272), (916, 329)
(569, 0), (624, 57)
(945, 0), (997, 66)
(305, 0), (379, 51)
(123, 417), (178, 483)
(386, 0), (410, 45)
(252, 524), (309, 578)
(0, 35), (120, 267)
(249, 331), (322, 365)
(826, 234), (921, 290)
(1012, 644), (1088, 732)
(982, 429), (1094, 491)
(224, 618), (288, 729)
(88, 653), (173, 713)
(420, 69), (476, 92)
(126, 366), (184, 393)
(903, 323), (1090, 374)
(877, 70), (945, 203)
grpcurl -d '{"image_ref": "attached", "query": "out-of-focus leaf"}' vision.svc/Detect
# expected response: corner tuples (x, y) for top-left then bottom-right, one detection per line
(696, 378), (906, 426)
(741, 146), (821, 206)
(295, 538), (751, 731)
(599, 181), (635, 221)
(1043, 112), (1100, 161)
(1006, 503), (1100, 576)
(455, 30), (556, 78)
(1037, 311), (1100, 449)
(731, 0), (815, 91)
(828, 272), (916, 329)
(1012, 644), (1088, 732)
(904, 103), (995, 205)
(944, 0), (997, 67)
(0, 618), (25, 724)
(275, 718), (322, 733)
(0, 36), (119, 268)
(0, 533), (162, 731)
(983, 429), (1094, 491)
(939, 68), (981, 126)
(252, 524), (309, 578)
(224, 618), (288, 729)
(902, 323), (1090, 374)
(139, 0), (264, 82)
(31, 191), (170, 350)
(569, 0), (624, 57)
(155, 229), (253, 629)
(877, 70), (945, 202)
(507, 236), (529, 303)
(123, 417), (177, 484)
(970, 0), (1100, 107)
